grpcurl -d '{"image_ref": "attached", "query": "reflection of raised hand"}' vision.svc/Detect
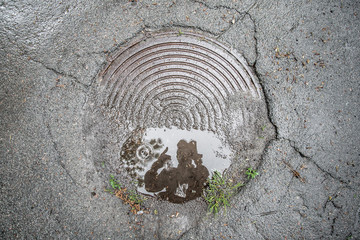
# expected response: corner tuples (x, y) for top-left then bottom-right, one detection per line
(144, 147), (171, 193)
(149, 147), (170, 172)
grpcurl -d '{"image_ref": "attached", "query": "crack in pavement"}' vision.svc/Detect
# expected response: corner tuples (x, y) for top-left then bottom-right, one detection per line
(246, 12), (280, 140)
(106, 27), (149, 57)
(189, 0), (258, 39)
(238, 15), (356, 237)
(190, 0), (257, 15)
(286, 138), (354, 188)
(354, 207), (360, 237)
(155, 22), (224, 37)
(215, 12), (246, 40)
(243, 15), (356, 238)
(247, 13), (258, 68)
(217, 4), (258, 40)
(44, 120), (78, 186)
(30, 58), (90, 90)
(322, 192), (341, 217)
(253, 221), (268, 240)
(228, 223), (241, 237)
(190, 0), (241, 13)
(40, 88), (90, 191)
(330, 215), (338, 236)
(262, 136), (354, 191)
(2, 28), (104, 91)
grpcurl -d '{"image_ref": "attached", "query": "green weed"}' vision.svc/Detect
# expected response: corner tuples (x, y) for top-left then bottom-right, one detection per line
(105, 175), (146, 214)
(346, 235), (353, 240)
(104, 174), (122, 194)
(128, 189), (145, 205)
(246, 167), (259, 179)
(203, 171), (243, 215)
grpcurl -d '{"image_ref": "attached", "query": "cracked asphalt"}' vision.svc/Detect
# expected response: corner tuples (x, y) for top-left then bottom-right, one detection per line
(1, 0), (359, 239)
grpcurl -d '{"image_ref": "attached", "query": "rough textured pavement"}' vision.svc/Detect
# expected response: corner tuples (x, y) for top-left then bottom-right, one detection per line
(1, 0), (359, 239)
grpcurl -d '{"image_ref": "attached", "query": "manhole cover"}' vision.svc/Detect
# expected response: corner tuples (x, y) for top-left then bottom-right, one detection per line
(85, 30), (275, 204)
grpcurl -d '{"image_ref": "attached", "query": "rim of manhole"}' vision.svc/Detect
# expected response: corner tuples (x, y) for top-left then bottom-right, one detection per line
(88, 29), (275, 205)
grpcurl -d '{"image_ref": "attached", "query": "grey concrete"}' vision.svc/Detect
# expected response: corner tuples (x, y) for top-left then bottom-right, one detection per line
(1, 0), (359, 239)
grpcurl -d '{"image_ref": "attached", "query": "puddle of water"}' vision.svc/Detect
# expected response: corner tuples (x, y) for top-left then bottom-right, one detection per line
(120, 127), (232, 203)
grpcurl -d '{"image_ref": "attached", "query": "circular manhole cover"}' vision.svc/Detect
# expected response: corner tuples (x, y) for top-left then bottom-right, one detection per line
(85, 30), (275, 204)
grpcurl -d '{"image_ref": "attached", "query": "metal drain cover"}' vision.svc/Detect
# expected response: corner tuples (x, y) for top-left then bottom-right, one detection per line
(100, 31), (261, 132)
(85, 30), (275, 203)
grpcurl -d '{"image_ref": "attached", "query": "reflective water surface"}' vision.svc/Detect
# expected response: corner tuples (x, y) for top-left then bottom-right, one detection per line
(120, 127), (232, 203)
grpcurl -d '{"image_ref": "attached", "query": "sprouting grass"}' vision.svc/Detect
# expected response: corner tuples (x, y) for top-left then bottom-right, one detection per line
(104, 174), (122, 194)
(203, 171), (243, 215)
(105, 175), (146, 214)
(258, 125), (267, 139)
(245, 167), (259, 179)
(127, 188), (145, 206)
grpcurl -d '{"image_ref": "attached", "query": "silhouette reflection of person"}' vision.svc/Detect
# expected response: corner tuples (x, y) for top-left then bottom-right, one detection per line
(144, 140), (209, 203)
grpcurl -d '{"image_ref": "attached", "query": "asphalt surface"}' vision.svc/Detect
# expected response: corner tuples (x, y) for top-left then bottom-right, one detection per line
(1, 0), (359, 239)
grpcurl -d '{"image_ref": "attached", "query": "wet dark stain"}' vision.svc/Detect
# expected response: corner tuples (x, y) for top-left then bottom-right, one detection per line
(144, 140), (209, 203)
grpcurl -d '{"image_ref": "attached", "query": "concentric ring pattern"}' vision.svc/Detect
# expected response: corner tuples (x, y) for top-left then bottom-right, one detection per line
(99, 31), (262, 132)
